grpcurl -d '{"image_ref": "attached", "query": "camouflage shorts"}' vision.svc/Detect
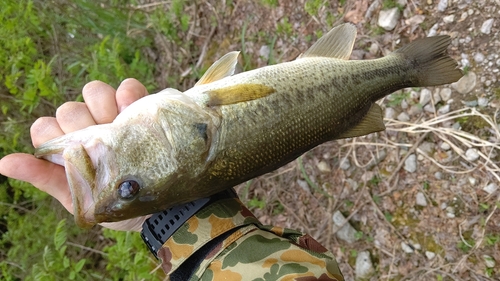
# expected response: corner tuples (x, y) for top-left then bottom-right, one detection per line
(158, 197), (344, 281)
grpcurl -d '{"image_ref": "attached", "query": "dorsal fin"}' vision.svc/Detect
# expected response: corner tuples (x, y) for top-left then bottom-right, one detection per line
(301, 23), (357, 60)
(195, 51), (240, 86)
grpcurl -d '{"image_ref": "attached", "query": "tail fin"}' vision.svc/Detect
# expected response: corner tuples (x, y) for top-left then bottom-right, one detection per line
(395, 36), (463, 86)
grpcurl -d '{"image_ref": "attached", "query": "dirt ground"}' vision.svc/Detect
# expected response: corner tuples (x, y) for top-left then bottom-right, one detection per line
(141, 0), (500, 280)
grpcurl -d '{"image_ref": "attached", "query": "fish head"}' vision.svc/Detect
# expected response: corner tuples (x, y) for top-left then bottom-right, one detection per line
(36, 92), (218, 228)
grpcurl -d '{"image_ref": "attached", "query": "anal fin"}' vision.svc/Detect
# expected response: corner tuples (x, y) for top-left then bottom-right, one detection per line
(337, 104), (386, 139)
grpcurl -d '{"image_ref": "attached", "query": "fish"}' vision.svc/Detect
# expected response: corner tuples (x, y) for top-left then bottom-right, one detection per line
(35, 24), (463, 228)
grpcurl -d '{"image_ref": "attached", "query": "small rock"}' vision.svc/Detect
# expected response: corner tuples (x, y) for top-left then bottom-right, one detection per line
(478, 97), (488, 107)
(433, 90), (441, 104)
(365, 0), (380, 20)
(465, 148), (479, 162)
(460, 12), (468, 21)
(259, 45), (270, 60)
(419, 142), (434, 155)
(443, 15), (454, 23)
(483, 254), (496, 268)
(437, 104), (450, 115)
(427, 23), (439, 36)
(452, 72), (476, 94)
(397, 112), (410, 122)
(483, 183), (498, 195)
(468, 177), (477, 186)
(463, 100), (478, 107)
(385, 107), (396, 119)
(434, 171), (443, 180)
(401, 242), (414, 253)
(404, 154), (417, 173)
(480, 19), (494, 34)
(423, 104), (434, 113)
(416, 192), (427, 207)
(439, 88), (452, 101)
(496, 59), (500, 66)
(332, 211), (357, 244)
(355, 251), (375, 279)
(437, 0), (447, 12)
(426, 251), (436, 260)
(316, 161), (331, 173)
(440, 142), (451, 150)
(408, 105), (422, 116)
(378, 8), (400, 31)
(473, 53), (485, 63)
(446, 206), (455, 218)
(297, 179), (310, 192)
(369, 43), (379, 56)
(339, 157), (351, 170)
(419, 89), (432, 106)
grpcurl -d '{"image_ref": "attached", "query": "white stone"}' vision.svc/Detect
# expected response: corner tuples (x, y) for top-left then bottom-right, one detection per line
(378, 8), (400, 31)
(433, 90), (441, 104)
(437, 0), (447, 11)
(440, 142), (451, 150)
(452, 72), (477, 94)
(478, 97), (489, 107)
(401, 242), (414, 253)
(259, 45), (270, 60)
(316, 161), (331, 173)
(434, 172), (442, 180)
(468, 177), (477, 186)
(465, 148), (480, 162)
(385, 107), (396, 119)
(438, 104), (450, 115)
(427, 23), (439, 37)
(419, 89), (432, 106)
(332, 211), (357, 244)
(474, 53), (485, 63)
(424, 104), (434, 113)
(480, 19), (494, 34)
(297, 179), (310, 192)
(355, 251), (375, 279)
(443, 15), (454, 23)
(404, 154), (417, 173)
(426, 251), (436, 260)
(397, 112), (410, 122)
(416, 192), (427, 206)
(483, 183), (498, 195)
(440, 88), (452, 101)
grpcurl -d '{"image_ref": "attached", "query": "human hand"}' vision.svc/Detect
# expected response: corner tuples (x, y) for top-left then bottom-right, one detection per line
(0, 79), (149, 231)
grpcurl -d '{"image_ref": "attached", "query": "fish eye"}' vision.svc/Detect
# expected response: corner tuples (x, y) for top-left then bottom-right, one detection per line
(117, 180), (141, 199)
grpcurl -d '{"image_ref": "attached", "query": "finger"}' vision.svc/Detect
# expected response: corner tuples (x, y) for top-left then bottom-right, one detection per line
(116, 78), (148, 112)
(82, 81), (119, 124)
(31, 117), (65, 148)
(0, 154), (73, 213)
(56, 102), (97, 133)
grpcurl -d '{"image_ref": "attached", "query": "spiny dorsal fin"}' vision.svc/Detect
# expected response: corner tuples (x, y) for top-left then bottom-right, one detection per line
(337, 103), (386, 139)
(301, 23), (357, 60)
(195, 51), (240, 86)
(207, 84), (276, 106)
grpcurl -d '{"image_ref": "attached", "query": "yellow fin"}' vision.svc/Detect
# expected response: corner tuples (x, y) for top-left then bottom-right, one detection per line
(337, 104), (386, 139)
(301, 23), (357, 60)
(195, 51), (240, 86)
(207, 84), (276, 106)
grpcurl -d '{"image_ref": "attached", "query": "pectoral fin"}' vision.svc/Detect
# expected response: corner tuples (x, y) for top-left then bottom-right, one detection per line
(301, 23), (357, 60)
(195, 51), (240, 86)
(337, 104), (386, 139)
(207, 84), (276, 106)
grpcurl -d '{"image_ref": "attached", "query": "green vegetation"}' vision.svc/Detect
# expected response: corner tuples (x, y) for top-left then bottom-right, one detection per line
(0, 0), (195, 279)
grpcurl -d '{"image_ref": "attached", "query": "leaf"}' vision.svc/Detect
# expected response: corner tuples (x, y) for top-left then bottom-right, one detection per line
(74, 259), (86, 273)
(53, 219), (67, 251)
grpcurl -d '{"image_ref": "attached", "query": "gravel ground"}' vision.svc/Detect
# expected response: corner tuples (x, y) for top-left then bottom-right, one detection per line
(148, 0), (500, 280)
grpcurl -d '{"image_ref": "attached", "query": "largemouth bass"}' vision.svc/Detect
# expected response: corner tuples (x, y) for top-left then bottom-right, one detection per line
(35, 24), (462, 228)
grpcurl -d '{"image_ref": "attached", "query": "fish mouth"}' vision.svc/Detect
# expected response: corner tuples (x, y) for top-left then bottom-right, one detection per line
(35, 130), (105, 229)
